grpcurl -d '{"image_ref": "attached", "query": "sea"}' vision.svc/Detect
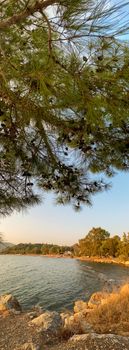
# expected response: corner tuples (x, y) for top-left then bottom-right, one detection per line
(0, 255), (129, 311)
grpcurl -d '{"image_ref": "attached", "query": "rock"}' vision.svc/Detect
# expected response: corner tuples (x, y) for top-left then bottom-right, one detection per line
(10, 309), (21, 315)
(63, 314), (76, 332)
(74, 300), (88, 313)
(68, 333), (129, 350)
(16, 343), (41, 350)
(0, 294), (21, 312)
(27, 311), (38, 320)
(62, 310), (93, 335)
(74, 312), (93, 333)
(69, 333), (89, 342)
(88, 291), (108, 309)
(61, 312), (72, 324)
(30, 311), (62, 334)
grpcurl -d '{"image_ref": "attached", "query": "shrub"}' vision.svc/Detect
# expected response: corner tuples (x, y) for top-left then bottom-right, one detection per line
(87, 284), (129, 335)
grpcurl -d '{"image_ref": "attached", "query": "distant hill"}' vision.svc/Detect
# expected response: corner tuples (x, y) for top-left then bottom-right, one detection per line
(2, 243), (74, 255)
(0, 242), (14, 252)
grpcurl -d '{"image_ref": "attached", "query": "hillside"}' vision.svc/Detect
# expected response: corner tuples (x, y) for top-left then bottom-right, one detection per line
(1, 243), (73, 255)
(0, 242), (14, 252)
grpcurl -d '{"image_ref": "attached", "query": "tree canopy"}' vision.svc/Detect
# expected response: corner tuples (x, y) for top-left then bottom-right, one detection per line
(75, 228), (127, 258)
(3, 228), (129, 261)
(0, 0), (129, 216)
(78, 227), (110, 256)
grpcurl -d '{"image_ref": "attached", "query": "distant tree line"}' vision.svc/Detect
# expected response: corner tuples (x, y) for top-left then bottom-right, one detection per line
(2, 243), (73, 256)
(2, 227), (129, 261)
(74, 227), (129, 261)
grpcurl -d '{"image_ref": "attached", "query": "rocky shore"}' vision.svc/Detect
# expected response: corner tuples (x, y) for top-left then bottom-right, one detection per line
(1, 283), (129, 350)
(76, 256), (129, 267)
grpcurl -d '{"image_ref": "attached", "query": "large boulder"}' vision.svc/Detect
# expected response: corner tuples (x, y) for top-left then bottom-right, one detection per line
(60, 312), (73, 324)
(73, 312), (93, 333)
(30, 311), (62, 334)
(62, 310), (93, 334)
(68, 333), (129, 350)
(88, 291), (108, 309)
(0, 294), (21, 311)
(63, 314), (76, 333)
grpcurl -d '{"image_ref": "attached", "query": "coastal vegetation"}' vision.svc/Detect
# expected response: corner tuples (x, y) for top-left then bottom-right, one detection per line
(75, 228), (129, 261)
(1, 2), (129, 348)
(2, 227), (129, 261)
(1, 284), (129, 349)
(1, 1), (129, 216)
(2, 242), (74, 255)
(87, 284), (129, 334)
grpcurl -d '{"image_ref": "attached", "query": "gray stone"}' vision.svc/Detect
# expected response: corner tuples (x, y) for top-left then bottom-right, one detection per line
(10, 309), (21, 315)
(27, 311), (38, 320)
(30, 311), (62, 333)
(69, 334), (89, 342)
(68, 333), (129, 350)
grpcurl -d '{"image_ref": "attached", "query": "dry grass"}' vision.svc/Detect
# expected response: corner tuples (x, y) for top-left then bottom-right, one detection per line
(87, 284), (129, 335)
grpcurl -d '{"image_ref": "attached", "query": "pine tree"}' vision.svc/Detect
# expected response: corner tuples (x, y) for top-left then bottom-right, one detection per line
(0, 0), (129, 216)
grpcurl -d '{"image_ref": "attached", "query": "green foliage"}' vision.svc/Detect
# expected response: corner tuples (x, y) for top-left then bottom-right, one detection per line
(76, 229), (129, 260)
(117, 232), (129, 260)
(100, 236), (120, 257)
(73, 243), (80, 256)
(2, 229), (129, 260)
(2, 242), (73, 255)
(78, 227), (110, 256)
(0, 1), (129, 215)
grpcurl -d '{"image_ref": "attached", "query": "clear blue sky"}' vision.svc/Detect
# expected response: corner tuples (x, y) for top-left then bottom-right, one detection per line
(1, 172), (129, 245)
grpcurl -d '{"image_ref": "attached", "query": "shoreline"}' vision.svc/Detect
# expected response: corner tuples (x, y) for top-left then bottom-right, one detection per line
(1, 253), (129, 267)
(0, 253), (73, 258)
(1, 284), (129, 350)
(76, 256), (129, 267)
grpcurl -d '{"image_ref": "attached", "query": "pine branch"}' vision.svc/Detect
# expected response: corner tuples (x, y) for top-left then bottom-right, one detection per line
(0, 0), (56, 30)
(41, 10), (53, 56)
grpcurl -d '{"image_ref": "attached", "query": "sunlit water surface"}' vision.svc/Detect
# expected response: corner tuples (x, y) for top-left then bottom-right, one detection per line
(0, 255), (129, 311)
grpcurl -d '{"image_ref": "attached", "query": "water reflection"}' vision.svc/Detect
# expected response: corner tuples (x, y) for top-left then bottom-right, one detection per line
(0, 255), (129, 311)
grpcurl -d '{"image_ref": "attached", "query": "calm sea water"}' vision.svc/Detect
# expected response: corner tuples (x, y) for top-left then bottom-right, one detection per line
(0, 255), (129, 311)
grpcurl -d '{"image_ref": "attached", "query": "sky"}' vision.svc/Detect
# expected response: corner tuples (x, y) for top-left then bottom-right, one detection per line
(1, 172), (129, 245)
